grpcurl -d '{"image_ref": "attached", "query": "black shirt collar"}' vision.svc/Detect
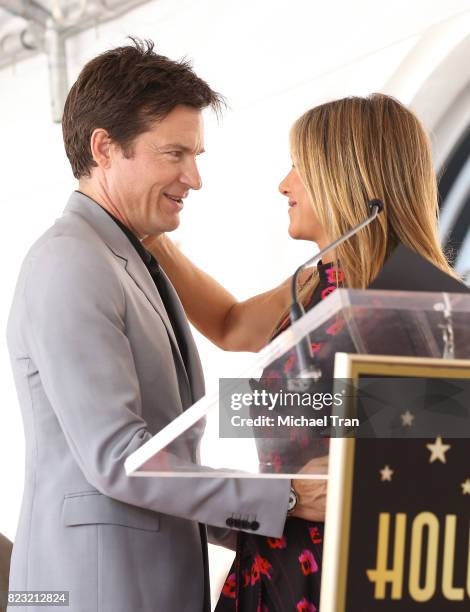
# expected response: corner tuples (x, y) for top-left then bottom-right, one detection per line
(103, 208), (152, 265)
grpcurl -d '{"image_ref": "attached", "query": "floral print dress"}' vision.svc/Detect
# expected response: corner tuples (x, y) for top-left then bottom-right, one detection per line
(216, 261), (344, 612)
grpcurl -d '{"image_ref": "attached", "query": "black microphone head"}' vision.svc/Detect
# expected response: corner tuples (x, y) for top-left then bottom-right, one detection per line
(368, 199), (384, 214)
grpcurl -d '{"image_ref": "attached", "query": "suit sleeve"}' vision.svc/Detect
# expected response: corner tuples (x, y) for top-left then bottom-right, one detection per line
(23, 236), (289, 537)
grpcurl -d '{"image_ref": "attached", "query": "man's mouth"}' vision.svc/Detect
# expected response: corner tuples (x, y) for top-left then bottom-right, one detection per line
(164, 193), (184, 210)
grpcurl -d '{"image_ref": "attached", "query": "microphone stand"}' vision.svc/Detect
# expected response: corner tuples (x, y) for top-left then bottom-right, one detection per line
(289, 199), (384, 380)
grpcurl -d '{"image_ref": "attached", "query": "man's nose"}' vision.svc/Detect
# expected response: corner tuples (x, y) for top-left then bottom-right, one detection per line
(181, 158), (202, 190)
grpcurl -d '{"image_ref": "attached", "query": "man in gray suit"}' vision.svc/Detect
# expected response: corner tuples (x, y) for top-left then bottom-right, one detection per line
(6, 40), (323, 611)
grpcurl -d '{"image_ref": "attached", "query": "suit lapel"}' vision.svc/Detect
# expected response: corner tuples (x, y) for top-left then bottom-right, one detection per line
(122, 252), (189, 383)
(63, 192), (196, 401)
(156, 269), (206, 403)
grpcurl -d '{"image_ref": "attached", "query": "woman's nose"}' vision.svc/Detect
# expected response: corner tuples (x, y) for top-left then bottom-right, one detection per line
(279, 174), (290, 196)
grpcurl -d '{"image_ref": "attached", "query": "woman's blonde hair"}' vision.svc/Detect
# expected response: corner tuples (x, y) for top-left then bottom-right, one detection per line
(273, 93), (457, 337)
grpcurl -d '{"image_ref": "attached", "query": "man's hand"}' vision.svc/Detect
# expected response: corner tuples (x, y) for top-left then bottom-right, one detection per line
(290, 455), (328, 522)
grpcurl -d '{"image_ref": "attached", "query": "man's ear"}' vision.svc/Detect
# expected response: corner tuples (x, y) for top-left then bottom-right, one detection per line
(90, 128), (112, 169)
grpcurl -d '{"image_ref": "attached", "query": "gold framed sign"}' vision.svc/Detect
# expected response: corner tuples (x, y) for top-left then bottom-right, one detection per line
(320, 354), (470, 611)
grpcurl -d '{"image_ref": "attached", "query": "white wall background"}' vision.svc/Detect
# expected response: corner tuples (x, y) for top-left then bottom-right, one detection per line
(1, 0), (470, 605)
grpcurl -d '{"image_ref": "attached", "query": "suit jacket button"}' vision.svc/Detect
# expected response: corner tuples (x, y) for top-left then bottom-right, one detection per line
(250, 521), (260, 531)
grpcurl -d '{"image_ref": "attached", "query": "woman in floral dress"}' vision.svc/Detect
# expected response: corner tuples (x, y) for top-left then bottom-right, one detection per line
(145, 94), (458, 610)
(216, 260), (344, 612)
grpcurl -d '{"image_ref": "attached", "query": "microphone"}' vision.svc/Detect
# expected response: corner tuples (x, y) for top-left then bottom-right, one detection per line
(289, 199), (384, 380)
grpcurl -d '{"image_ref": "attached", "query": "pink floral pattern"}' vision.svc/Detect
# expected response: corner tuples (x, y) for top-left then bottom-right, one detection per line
(267, 536), (287, 549)
(251, 555), (273, 585)
(308, 526), (322, 545)
(325, 319), (346, 336)
(325, 267), (344, 285)
(222, 573), (236, 599)
(298, 550), (318, 576)
(296, 598), (317, 612)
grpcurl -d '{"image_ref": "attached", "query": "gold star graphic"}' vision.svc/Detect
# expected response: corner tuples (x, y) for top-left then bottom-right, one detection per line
(380, 465), (394, 481)
(401, 410), (415, 426)
(426, 437), (451, 463)
(461, 479), (470, 495)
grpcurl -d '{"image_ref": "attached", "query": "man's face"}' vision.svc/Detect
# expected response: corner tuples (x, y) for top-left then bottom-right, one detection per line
(106, 105), (204, 237)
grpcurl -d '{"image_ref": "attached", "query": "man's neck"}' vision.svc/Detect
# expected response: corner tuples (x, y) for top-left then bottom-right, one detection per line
(77, 180), (146, 241)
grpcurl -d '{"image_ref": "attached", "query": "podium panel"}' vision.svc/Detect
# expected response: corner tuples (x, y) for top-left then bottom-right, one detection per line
(321, 354), (470, 612)
(125, 289), (470, 479)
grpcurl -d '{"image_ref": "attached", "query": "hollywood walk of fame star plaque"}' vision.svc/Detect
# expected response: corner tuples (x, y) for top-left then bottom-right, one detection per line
(321, 353), (470, 612)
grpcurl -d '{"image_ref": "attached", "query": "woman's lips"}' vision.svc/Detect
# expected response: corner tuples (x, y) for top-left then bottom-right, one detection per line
(288, 200), (297, 208)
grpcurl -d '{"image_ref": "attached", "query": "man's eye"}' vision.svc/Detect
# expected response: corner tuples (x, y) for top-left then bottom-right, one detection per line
(167, 151), (182, 158)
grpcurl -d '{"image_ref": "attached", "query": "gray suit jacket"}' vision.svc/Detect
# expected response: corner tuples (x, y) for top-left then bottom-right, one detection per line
(6, 192), (289, 612)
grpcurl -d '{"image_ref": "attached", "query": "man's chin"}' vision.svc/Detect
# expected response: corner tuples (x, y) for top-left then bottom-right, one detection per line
(148, 217), (180, 236)
(166, 217), (181, 233)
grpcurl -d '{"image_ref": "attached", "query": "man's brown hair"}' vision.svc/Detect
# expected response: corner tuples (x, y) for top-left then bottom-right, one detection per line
(62, 37), (224, 179)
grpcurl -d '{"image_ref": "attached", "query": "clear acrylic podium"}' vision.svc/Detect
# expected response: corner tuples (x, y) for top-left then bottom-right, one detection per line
(124, 289), (470, 480)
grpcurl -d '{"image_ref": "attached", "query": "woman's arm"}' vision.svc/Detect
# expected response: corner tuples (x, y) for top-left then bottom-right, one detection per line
(142, 233), (296, 352)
